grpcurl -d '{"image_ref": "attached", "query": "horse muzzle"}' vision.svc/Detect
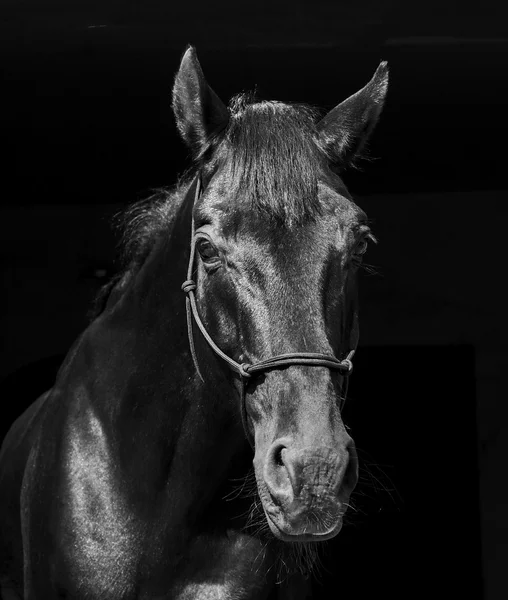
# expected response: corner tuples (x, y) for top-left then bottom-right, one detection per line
(255, 438), (358, 542)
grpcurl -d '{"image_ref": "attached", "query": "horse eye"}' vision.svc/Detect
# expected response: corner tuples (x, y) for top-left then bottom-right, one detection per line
(353, 238), (369, 257)
(197, 239), (219, 262)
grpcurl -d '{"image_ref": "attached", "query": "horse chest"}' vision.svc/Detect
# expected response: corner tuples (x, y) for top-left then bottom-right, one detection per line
(161, 531), (276, 600)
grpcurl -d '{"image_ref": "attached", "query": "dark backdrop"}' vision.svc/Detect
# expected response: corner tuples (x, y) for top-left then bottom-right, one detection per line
(1, 1), (506, 598)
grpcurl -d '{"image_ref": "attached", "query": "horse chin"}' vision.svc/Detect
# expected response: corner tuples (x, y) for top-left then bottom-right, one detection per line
(263, 510), (343, 543)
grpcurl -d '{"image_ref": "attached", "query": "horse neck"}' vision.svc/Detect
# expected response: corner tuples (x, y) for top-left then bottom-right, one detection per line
(66, 183), (246, 522)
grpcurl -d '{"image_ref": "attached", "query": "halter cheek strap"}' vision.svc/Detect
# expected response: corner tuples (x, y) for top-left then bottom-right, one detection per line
(181, 175), (355, 449)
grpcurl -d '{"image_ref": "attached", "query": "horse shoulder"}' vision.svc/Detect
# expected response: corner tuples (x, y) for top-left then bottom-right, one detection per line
(20, 384), (142, 599)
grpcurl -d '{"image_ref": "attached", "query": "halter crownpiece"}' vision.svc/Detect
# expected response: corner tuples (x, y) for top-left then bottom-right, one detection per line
(182, 175), (355, 447)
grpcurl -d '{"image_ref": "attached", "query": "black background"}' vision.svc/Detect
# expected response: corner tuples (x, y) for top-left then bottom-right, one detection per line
(2, 1), (506, 598)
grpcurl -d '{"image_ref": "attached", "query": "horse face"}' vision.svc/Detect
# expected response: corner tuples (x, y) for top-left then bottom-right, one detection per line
(193, 177), (374, 541)
(173, 46), (387, 541)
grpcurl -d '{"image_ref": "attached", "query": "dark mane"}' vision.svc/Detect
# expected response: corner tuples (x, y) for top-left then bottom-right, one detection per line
(219, 94), (326, 227)
(88, 184), (188, 321)
(118, 185), (184, 268)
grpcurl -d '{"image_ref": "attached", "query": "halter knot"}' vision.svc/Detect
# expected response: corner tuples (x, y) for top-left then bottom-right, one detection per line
(239, 363), (253, 378)
(181, 280), (196, 294)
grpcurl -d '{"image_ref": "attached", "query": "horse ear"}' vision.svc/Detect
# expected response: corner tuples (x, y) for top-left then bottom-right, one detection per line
(317, 61), (389, 167)
(172, 46), (229, 156)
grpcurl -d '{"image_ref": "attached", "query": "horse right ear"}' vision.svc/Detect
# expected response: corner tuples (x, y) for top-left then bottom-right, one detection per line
(172, 46), (229, 157)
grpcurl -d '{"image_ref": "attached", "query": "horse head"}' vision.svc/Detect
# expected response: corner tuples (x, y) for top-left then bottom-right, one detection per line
(172, 47), (388, 542)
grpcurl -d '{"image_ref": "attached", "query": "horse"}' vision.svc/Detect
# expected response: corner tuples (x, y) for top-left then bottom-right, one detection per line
(0, 46), (388, 599)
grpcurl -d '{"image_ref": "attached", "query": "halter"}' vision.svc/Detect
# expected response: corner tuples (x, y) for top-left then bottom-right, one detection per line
(181, 175), (355, 448)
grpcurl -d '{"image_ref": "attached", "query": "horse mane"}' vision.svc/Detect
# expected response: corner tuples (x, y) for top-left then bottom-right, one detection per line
(87, 183), (188, 321)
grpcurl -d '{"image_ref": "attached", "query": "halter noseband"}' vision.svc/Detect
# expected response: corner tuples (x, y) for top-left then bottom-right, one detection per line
(181, 175), (355, 448)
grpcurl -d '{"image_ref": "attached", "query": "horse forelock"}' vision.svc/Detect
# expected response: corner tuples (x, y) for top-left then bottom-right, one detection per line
(217, 95), (327, 227)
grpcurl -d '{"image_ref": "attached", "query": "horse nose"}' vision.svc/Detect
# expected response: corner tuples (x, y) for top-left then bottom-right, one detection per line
(263, 437), (358, 509)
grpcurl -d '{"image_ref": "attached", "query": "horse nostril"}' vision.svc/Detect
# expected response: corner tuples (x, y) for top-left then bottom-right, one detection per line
(267, 440), (288, 468)
(274, 446), (284, 467)
(264, 440), (293, 503)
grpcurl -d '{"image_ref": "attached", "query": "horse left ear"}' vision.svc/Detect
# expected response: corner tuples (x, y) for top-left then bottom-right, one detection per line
(317, 61), (389, 167)
(172, 46), (229, 157)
